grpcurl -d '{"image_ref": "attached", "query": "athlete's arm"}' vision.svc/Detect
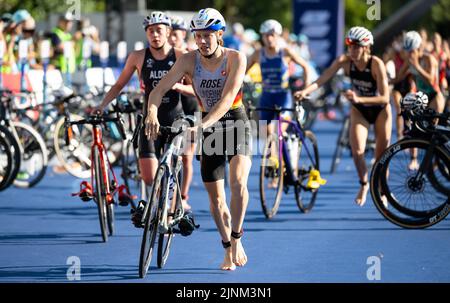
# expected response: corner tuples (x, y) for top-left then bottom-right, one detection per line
(295, 55), (346, 100)
(145, 53), (192, 139)
(202, 51), (247, 129)
(245, 49), (259, 74)
(173, 76), (195, 97)
(284, 47), (311, 85)
(352, 57), (390, 105)
(392, 63), (409, 84)
(96, 51), (141, 111)
(173, 48), (196, 97)
(411, 53), (437, 87)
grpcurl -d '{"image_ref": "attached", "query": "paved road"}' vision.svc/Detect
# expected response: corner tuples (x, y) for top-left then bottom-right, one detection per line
(1, 118), (449, 283)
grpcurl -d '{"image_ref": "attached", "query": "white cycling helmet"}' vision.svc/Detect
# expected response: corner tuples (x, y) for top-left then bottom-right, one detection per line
(143, 11), (171, 30)
(171, 15), (188, 31)
(346, 26), (373, 46)
(260, 19), (283, 35)
(403, 31), (422, 51)
(401, 91), (429, 113)
(190, 8), (226, 32)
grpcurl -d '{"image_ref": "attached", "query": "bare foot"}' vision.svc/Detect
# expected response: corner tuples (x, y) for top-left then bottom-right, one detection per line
(231, 238), (248, 267)
(355, 183), (369, 207)
(220, 247), (236, 271)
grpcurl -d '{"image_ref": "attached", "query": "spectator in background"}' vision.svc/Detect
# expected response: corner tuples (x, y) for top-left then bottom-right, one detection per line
(432, 32), (448, 93)
(297, 34), (311, 61)
(419, 28), (434, 54)
(50, 12), (76, 74)
(390, 33), (414, 140)
(3, 10), (33, 73)
(169, 15), (188, 50)
(241, 28), (260, 57)
(74, 18), (100, 70)
(21, 16), (42, 69)
(223, 22), (244, 50)
(0, 15), (8, 62)
(444, 38), (450, 111)
(1, 14), (16, 73)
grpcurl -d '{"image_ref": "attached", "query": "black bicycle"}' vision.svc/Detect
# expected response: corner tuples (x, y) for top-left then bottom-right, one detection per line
(370, 107), (450, 229)
(139, 116), (199, 278)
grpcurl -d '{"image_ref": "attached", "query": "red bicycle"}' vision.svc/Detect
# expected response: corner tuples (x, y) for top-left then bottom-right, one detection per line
(65, 111), (134, 242)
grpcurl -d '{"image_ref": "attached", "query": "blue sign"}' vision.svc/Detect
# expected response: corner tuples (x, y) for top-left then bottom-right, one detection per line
(293, 0), (345, 69)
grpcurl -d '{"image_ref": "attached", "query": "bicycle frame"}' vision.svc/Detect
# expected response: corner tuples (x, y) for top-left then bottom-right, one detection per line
(142, 131), (185, 234)
(276, 114), (318, 185)
(90, 125), (119, 205)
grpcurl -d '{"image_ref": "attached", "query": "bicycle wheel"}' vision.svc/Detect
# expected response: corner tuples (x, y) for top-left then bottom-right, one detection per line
(107, 198), (115, 236)
(106, 164), (115, 237)
(11, 122), (48, 188)
(0, 124), (21, 190)
(0, 134), (13, 191)
(427, 151), (450, 196)
(260, 132), (284, 219)
(157, 163), (182, 268)
(93, 147), (109, 242)
(54, 114), (93, 179)
(139, 165), (166, 278)
(294, 130), (320, 213)
(330, 116), (349, 174)
(370, 139), (450, 229)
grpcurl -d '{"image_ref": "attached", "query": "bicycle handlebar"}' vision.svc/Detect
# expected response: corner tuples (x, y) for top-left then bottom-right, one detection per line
(64, 111), (126, 146)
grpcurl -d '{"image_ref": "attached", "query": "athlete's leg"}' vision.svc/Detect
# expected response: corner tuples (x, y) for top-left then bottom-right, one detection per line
(228, 154), (252, 267)
(203, 179), (235, 270)
(430, 92), (445, 113)
(374, 104), (392, 207)
(349, 107), (370, 206)
(138, 157), (158, 187)
(392, 90), (404, 140)
(374, 104), (392, 161)
(181, 142), (196, 211)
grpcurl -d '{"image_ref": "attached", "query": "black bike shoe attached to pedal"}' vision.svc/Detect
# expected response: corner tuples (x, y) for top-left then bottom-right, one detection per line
(130, 200), (146, 228)
(173, 211), (200, 237)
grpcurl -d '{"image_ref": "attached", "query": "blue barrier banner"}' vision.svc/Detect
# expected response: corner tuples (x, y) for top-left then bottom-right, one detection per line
(293, 0), (345, 69)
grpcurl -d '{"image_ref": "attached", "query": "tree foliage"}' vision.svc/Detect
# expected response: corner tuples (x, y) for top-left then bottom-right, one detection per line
(1, 0), (449, 37)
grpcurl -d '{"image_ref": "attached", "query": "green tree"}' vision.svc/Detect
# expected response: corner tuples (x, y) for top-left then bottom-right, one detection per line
(0, 0), (105, 22)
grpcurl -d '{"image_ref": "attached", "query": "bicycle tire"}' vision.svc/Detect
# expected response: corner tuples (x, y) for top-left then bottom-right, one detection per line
(157, 162), (183, 268)
(294, 130), (320, 213)
(106, 157), (115, 237)
(139, 165), (166, 278)
(379, 140), (449, 216)
(157, 229), (174, 269)
(54, 114), (93, 179)
(370, 139), (450, 229)
(93, 147), (109, 242)
(12, 122), (48, 188)
(0, 134), (13, 191)
(107, 201), (115, 236)
(259, 133), (284, 219)
(0, 124), (21, 190)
